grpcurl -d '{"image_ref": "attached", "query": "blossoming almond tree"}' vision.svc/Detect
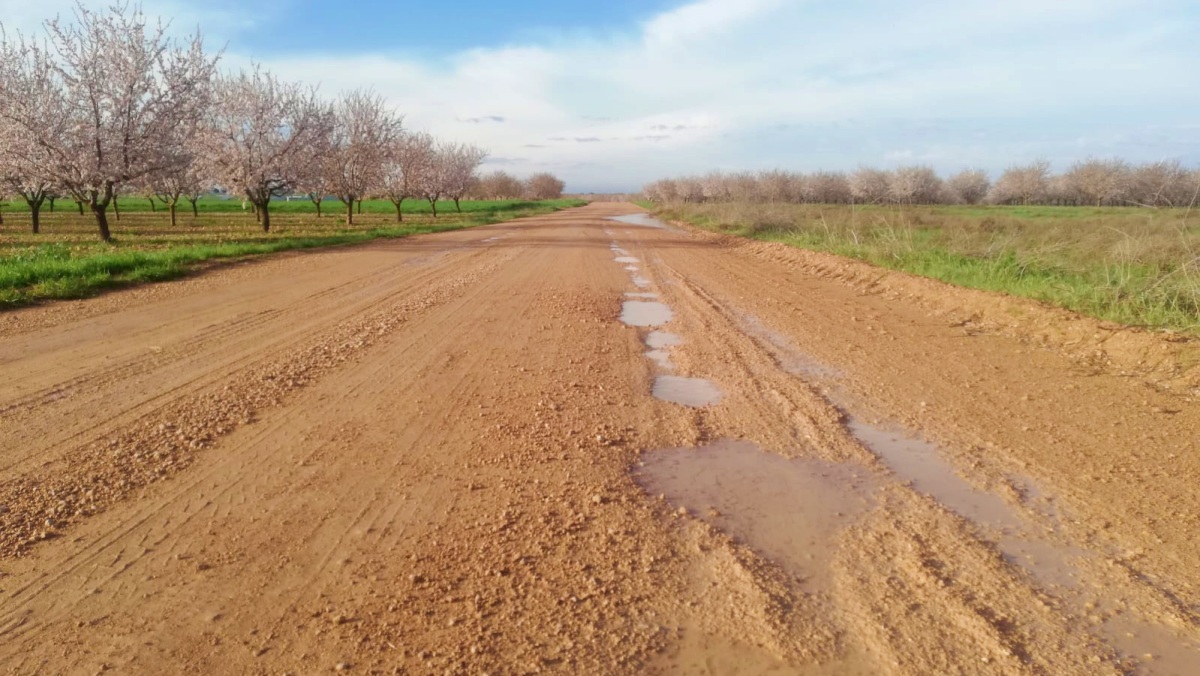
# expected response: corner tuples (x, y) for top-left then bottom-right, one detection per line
(326, 90), (403, 225)
(442, 143), (487, 213)
(200, 67), (332, 232)
(381, 130), (434, 223)
(0, 3), (218, 241)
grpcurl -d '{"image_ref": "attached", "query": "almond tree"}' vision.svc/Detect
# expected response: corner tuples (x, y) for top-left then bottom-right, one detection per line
(416, 142), (456, 217)
(381, 130), (434, 222)
(945, 169), (990, 205)
(810, 171), (852, 204)
(151, 153), (205, 225)
(326, 90), (403, 225)
(525, 172), (565, 200)
(474, 170), (524, 200)
(1063, 158), (1130, 207)
(442, 143), (487, 212)
(990, 160), (1051, 205)
(0, 4), (218, 241)
(200, 67), (331, 232)
(1128, 160), (1192, 207)
(849, 167), (891, 204)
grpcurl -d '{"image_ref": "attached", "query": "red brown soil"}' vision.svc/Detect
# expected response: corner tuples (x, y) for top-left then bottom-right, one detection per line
(0, 203), (1197, 674)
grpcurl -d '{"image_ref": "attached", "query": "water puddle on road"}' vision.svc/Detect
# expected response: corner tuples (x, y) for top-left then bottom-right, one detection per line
(614, 256), (639, 264)
(608, 213), (674, 229)
(653, 376), (723, 407)
(646, 331), (683, 350)
(847, 419), (1088, 590)
(610, 242), (726, 408)
(620, 301), (673, 328)
(636, 440), (875, 592)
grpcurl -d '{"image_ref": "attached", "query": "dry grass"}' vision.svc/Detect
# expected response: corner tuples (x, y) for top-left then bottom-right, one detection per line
(654, 202), (1200, 332)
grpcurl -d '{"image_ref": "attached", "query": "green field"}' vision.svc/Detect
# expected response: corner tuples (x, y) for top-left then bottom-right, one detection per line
(649, 201), (1200, 333)
(0, 199), (584, 306)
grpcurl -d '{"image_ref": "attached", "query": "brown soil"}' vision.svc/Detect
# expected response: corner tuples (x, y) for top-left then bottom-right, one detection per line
(1, 203), (1197, 674)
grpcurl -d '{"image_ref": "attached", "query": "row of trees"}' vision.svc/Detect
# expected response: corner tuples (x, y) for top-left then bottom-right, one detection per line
(643, 159), (1200, 208)
(0, 4), (488, 240)
(471, 171), (565, 200)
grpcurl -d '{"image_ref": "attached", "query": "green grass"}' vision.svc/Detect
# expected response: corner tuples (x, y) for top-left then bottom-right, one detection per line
(0, 199), (584, 306)
(651, 202), (1200, 333)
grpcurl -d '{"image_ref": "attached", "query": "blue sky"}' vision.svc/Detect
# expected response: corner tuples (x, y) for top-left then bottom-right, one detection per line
(4, 0), (1198, 192)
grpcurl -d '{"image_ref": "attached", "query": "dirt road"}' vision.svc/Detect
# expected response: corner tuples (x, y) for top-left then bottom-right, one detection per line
(1, 203), (1198, 674)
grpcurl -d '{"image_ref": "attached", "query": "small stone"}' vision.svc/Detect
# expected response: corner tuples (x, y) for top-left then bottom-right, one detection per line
(335, 662), (351, 671)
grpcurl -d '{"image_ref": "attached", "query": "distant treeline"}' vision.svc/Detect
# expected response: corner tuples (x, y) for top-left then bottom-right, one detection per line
(643, 159), (1200, 208)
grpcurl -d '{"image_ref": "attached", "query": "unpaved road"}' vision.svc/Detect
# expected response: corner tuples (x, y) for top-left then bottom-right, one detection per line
(1, 203), (1199, 674)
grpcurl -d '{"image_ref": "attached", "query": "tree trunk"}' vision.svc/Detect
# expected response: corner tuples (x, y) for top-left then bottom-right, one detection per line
(169, 203), (177, 227)
(28, 198), (43, 234)
(48, 197), (56, 212)
(259, 201), (271, 232)
(454, 198), (462, 213)
(357, 199), (363, 215)
(393, 198), (404, 223)
(113, 198), (121, 221)
(92, 204), (112, 242)
(189, 199), (199, 217)
(429, 198), (438, 218)
(312, 198), (322, 218)
(147, 198), (156, 212)
(346, 201), (354, 226)
(76, 201), (84, 215)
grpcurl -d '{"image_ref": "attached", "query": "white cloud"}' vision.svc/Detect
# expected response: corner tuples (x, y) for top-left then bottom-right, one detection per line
(6, 0), (1196, 192)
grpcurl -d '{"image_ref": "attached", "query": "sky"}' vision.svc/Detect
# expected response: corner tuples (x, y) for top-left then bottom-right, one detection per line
(2, 0), (1198, 192)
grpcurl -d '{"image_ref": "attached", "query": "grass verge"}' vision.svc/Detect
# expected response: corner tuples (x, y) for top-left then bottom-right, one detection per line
(651, 202), (1200, 333)
(0, 200), (584, 307)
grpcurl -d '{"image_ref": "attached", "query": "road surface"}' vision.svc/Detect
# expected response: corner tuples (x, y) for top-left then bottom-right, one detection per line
(1, 203), (1198, 674)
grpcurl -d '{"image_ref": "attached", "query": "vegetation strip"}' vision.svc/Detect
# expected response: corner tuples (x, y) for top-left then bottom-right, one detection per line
(0, 199), (583, 307)
(649, 202), (1199, 333)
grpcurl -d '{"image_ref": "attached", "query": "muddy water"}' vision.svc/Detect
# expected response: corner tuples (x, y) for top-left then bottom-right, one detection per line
(646, 331), (683, 350)
(652, 376), (723, 407)
(620, 301), (673, 328)
(608, 213), (674, 229)
(636, 440), (875, 592)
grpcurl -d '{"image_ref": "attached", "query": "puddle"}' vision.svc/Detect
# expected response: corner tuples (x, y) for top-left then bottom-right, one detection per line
(624, 265), (639, 272)
(614, 256), (639, 264)
(608, 213), (675, 229)
(632, 276), (651, 288)
(646, 349), (674, 370)
(644, 332), (682, 371)
(636, 440), (874, 591)
(646, 331), (683, 349)
(625, 292), (658, 299)
(620, 301), (673, 327)
(653, 376), (723, 407)
(848, 421), (1021, 532)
